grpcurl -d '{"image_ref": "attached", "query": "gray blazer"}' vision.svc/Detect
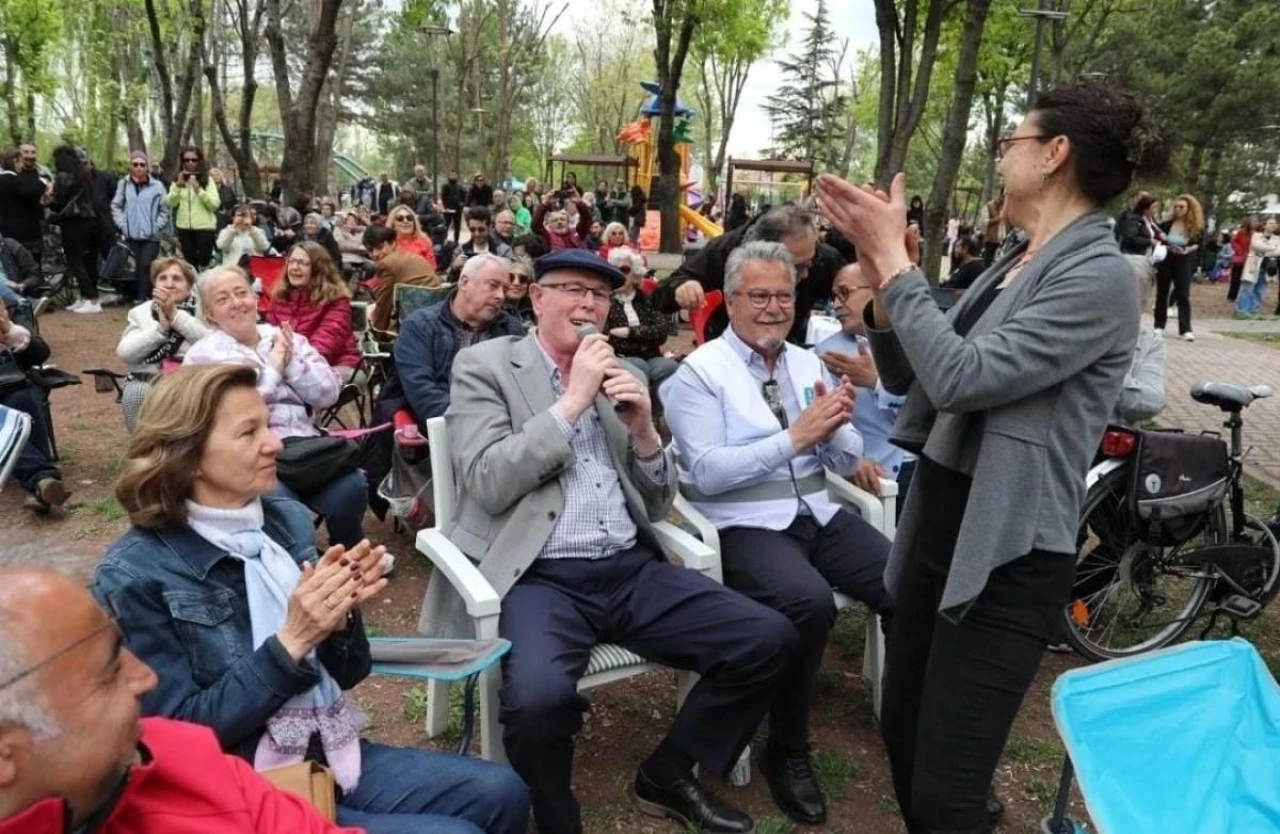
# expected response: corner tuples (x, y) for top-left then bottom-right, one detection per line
(866, 211), (1138, 620)
(418, 334), (677, 637)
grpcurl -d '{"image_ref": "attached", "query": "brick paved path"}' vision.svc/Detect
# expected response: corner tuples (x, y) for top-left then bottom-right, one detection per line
(1158, 319), (1280, 488)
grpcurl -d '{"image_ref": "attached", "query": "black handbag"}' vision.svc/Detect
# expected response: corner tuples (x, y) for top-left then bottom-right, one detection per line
(276, 435), (362, 496)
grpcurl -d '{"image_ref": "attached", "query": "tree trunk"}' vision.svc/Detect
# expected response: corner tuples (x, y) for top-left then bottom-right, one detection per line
(23, 87), (34, 141)
(922, 0), (993, 281)
(204, 0), (264, 197)
(653, 0), (699, 253)
(1182, 139), (1205, 196)
(144, 0), (207, 176)
(980, 86), (1005, 204)
(264, 0), (343, 199)
(314, 1), (356, 193)
(873, 0), (946, 185)
(1200, 141), (1224, 228)
(2, 42), (20, 144)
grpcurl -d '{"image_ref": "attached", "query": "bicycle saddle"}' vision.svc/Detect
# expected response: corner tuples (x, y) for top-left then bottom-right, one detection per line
(1190, 381), (1274, 411)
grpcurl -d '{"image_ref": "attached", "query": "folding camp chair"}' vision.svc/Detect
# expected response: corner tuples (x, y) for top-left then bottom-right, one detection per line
(394, 283), (453, 327)
(0, 404), (32, 492)
(1042, 638), (1280, 834)
(249, 255), (287, 314)
(689, 289), (723, 346)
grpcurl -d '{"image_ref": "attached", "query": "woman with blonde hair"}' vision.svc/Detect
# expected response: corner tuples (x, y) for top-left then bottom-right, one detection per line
(1154, 193), (1204, 340)
(93, 364), (530, 834)
(597, 221), (635, 261)
(386, 204), (437, 269)
(115, 256), (211, 431)
(264, 241), (362, 381)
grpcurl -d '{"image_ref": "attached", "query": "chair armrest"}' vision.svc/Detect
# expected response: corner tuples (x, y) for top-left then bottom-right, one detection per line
(825, 470), (885, 533)
(673, 492), (720, 554)
(415, 529), (500, 619)
(652, 521), (721, 577)
(81, 367), (126, 380)
(369, 637), (510, 682)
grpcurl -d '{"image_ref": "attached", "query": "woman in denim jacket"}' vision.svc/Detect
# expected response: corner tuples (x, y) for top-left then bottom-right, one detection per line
(91, 365), (529, 834)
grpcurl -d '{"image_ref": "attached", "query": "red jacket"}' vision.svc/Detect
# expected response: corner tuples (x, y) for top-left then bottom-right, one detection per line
(1231, 229), (1253, 267)
(265, 291), (362, 370)
(533, 201), (592, 250)
(0, 717), (362, 834)
(395, 234), (438, 269)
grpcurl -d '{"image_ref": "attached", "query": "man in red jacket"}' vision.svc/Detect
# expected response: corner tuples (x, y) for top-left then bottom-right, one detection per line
(0, 564), (362, 834)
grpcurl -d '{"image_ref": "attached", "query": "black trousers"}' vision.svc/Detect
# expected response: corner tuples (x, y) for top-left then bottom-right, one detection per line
(176, 228), (216, 270)
(125, 239), (161, 302)
(720, 510), (892, 750)
(445, 209), (462, 241)
(0, 384), (60, 493)
(60, 220), (100, 300)
(1154, 252), (1194, 335)
(498, 544), (796, 834)
(881, 544), (1074, 834)
(1228, 261), (1245, 302)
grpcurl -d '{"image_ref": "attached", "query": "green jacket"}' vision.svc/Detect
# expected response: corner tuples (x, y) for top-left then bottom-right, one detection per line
(167, 178), (220, 231)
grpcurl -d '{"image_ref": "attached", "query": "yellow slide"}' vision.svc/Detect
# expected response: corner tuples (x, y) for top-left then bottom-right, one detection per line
(679, 204), (723, 239)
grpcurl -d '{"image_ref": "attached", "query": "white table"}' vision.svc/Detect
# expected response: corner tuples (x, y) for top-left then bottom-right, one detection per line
(805, 314), (843, 346)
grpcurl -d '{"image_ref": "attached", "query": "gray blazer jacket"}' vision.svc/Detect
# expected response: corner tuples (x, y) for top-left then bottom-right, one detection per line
(418, 333), (678, 637)
(866, 211), (1138, 620)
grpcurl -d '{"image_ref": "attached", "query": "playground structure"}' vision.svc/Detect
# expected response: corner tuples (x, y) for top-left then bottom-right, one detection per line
(723, 157), (815, 208)
(241, 132), (372, 194)
(615, 82), (723, 247)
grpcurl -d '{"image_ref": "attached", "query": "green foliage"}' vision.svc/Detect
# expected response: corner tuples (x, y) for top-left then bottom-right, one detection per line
(763, 0), (848, 168)
(813, 748), (862, 801)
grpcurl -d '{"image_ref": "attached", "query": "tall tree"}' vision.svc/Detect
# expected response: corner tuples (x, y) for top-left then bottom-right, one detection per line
(144, 0), (208, 175)
(872, 0), (946, 185)
(650, 0), (701, 253)
(0, 0), (60, 144)
(491, 0), (565, 178)
(921, 0), (994, 281)
(691, 0), (784, 190)
(263, 0), (343, 198)
(205, 0), (267, 197)
(763, 0), (845, 167)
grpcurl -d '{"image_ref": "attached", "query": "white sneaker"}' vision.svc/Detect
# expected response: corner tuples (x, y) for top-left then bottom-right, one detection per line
(65, 298), (85, 312)
(72, 300), (103, 314)
(31, 296), (50, 317)
(99, 292), (122, 307)
(1182, 332), (1195, 342)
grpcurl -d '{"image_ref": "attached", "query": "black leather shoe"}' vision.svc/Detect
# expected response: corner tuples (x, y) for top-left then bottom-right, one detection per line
(987, 792), (1005, 824)
(761, 744), (827, 825)
(633, 769), (755, 833)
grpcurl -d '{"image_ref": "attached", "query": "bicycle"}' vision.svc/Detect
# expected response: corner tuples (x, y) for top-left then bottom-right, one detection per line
(1062, 381), (1280, 661)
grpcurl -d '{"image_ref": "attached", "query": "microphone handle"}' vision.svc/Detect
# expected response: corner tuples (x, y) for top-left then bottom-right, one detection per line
(574, 323), (629, 413)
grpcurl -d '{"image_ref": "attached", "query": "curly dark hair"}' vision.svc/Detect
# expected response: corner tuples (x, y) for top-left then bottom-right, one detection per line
(1032, 84), (1169, 206)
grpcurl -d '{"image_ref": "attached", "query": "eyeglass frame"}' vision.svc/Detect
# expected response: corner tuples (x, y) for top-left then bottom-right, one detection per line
(733, 289), (796, 310)
(539, 282), (613, 305)
(0, 618), (119, 691)
(995, 134), (1050, 160)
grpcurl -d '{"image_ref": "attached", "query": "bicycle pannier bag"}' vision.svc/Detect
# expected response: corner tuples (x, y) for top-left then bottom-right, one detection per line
(1129, 430), (1229, 546)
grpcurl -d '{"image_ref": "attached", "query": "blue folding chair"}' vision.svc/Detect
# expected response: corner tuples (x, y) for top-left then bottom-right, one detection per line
(1043, 639), (1280, 834)
(0, 404), (33, 492)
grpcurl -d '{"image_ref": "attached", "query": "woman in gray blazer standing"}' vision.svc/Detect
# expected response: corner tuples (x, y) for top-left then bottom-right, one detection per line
(817, 85), (1167, 834)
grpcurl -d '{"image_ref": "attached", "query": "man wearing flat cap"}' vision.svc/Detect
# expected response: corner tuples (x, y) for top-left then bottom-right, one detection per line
(422, 247), (797, 834)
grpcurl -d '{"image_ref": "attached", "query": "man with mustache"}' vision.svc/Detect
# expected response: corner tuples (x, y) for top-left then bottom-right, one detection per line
(661, 241), (893, 826)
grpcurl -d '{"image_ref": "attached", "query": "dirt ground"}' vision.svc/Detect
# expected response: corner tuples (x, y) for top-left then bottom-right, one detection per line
(13, 296), (1265, 834)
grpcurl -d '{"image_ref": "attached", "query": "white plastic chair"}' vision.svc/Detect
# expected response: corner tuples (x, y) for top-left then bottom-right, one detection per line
(673, 471), (896, 719)
(415, 417), (738, 773)
(0, 405), (33, 492)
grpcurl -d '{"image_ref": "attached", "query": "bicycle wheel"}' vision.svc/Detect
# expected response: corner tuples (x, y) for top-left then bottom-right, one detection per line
(1062, 466), (1218, 661)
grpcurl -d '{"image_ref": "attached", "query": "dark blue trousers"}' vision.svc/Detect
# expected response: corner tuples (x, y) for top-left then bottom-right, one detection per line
(498, 544), (797, 834)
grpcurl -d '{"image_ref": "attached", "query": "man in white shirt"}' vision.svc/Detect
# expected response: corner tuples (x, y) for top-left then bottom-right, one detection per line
(662, 241), (892, 826)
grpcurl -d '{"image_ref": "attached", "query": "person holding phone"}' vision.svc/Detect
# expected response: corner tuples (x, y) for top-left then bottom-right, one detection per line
(168, 146), (220, 269)
(1153, 193), (1203, 340)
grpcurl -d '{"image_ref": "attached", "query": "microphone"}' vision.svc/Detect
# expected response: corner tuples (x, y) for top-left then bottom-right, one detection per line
(574, 322), (627, 412)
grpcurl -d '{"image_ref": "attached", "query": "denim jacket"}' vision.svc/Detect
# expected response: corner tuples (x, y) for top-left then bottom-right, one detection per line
(91, 495), (372, 763)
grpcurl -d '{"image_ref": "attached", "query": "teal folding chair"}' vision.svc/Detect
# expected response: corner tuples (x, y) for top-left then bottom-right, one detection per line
(0, 404), (33, 492)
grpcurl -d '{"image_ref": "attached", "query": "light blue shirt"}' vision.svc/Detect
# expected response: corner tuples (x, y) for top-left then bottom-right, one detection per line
(815, 331), (909, 476)
(662, 326), (862, 527)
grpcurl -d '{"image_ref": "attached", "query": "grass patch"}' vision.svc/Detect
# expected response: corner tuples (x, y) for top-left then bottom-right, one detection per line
(752, 818), (796, 834)
(1024, 775), (1058, 804)
(1243, 475), (1280, 519)
(402, 682), (466, 744)
(1003, 736), (1064, 768)
(364, 624), (386, 638)
(1221, 332), (1280, 347)
(830, 605), (868, 657)
(73, 498), (127, 521)
(813, 748), (862, 801)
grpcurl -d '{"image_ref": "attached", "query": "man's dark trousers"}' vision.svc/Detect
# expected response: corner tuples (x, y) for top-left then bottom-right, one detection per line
(498, 544), (797, 834)
(125, 239), (161, 302)
(719, 509), (893, 751)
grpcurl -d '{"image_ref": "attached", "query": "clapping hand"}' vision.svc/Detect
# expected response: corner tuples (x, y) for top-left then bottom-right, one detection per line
(815, 173), (915, 290)
(787, 378), (855, 454)
(270, 323), (294, 372)
(277, 545), (362, 661)
(820, 342), (878, 388)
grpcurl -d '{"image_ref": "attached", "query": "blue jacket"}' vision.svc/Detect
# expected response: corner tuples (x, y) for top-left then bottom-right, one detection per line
(90, 495), (372, 763)
(381, 291), (524, 427)
(111, 176), (171, 241)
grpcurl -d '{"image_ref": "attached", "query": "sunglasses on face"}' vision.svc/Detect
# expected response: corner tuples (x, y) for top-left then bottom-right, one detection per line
(468, 226), (488, 234)
(394, 215), (414, 223)
(130, 162), (148, 168)
(182, 157), (199, 164)
(509, 272), (529, 284)
(618, 266), (632, 274)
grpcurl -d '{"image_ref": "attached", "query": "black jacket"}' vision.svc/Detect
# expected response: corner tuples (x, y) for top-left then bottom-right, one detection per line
(939, 258), (986, 290)
(652, 218), (845, 345)
(1, 237), (40, 296)
(466, 183), (494, 208)
(0, 169), (47, 244)
(1117, 211), (1155, 255)
(606, 291), (670, 360)
(441, 180), (465, 211)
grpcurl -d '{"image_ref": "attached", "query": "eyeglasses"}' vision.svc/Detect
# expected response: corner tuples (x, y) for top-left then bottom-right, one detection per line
(182, 157), (199, 164)
(130, 162), (148, 168)
(287, 258), (311, 267)
(393, 215), (414, 223)
(833, 285), (872, 302)
(735, 289), (795, 309)
(995, 134), (1049, 160)
(540, 282), (612, 304)
(468, 226), (488, 234)
(0, 618), (119, 691)
(509, 272), (529, 284)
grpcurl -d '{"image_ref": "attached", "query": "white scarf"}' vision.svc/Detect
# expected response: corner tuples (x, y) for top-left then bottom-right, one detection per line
(185, 499), (364, 791)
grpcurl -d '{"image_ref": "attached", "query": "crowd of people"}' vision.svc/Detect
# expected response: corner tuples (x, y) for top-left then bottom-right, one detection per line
(0, 81), (1218, 834)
